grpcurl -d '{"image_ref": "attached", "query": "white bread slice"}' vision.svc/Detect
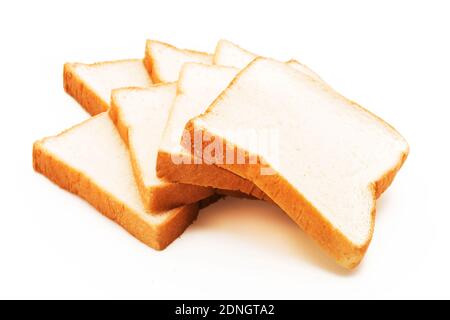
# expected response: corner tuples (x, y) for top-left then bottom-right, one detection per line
(156, 43), (326, 199)
(144, 40), (212, 83)
(156, 63), (267, 200)
(33, 113), (199, 250)
(186, 58), (409, 268)
(214, 39), (323, 82)
(64, 59), (152, 115)
(109, 84), (214, 212)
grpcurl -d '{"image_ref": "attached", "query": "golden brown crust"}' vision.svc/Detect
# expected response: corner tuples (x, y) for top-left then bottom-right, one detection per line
(374, 150), (409, 198)
(156, 151), (269, 200)
(185, 58), (409, 269)
(32, 140), (199, 250)
(154, 62), (269, 201)
(64, 60), (138, 116)
(198, 193), (223, 208)
(109, 95), (214, 213)
(214, 189), (257, 200)
(109, 96), (130, 144)
(64, 59), (150, 116)
(63, 63), (110, 116)
(149, 182), (214, 212)
(143, 43), (155, 82)
(185, 121), (375, 269)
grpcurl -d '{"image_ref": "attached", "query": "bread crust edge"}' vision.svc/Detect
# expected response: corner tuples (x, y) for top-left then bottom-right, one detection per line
(109, 93), (214, 213)
(32, 137), (199, 250)
(185, 58), (410, 269)
(156, 150), (268, 200)
(144, 39), (212, 83)
(64, 63), (112, 115)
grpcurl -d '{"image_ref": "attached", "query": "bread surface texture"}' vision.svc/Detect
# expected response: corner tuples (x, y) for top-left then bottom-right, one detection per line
(33, 113), (199, 250)
(156, 63), (267, 200)
(110, 84), (214, 212)
(64, 59), (152, 115)
(186, 58), (409, 268)
(144, 40), (212, 83)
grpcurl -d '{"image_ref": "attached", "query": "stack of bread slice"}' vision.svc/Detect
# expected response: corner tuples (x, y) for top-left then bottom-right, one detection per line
(33, 39), (408, 268)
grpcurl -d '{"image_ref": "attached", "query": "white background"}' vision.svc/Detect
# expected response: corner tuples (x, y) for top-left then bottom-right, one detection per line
(0, 0), (448, 299)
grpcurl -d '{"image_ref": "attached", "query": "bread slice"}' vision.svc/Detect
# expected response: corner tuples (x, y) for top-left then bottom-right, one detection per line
(186, 58), (409, 268)
(109, 84), (214, 212)
(156, 42), (326, 199)
(156, 63), (267, 200)
(144, 40), (212, 83)
(214, 39), (323, 82)
(33, 113), (199, 250)
(64, 59), (152, 115)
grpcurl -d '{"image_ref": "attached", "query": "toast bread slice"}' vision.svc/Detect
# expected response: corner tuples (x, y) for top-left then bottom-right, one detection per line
(156, 63), (267, 200)
(109, 84), (214, 212)
(144, 40), (212, 83)
(64, 59), (152, 115)
(186, 58), (409, 268)
(33, 113), (199, 250)
(156, 41), (326, 199)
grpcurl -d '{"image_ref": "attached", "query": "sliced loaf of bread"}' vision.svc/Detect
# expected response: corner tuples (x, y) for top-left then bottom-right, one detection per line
(156, 63), (267, 200)
(64, 59), (152, 115)
(186, 58), (409, 268)
(33, 113), (199, 250)
(109, 84), (214, 212)
(144, 40), (212, 83)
